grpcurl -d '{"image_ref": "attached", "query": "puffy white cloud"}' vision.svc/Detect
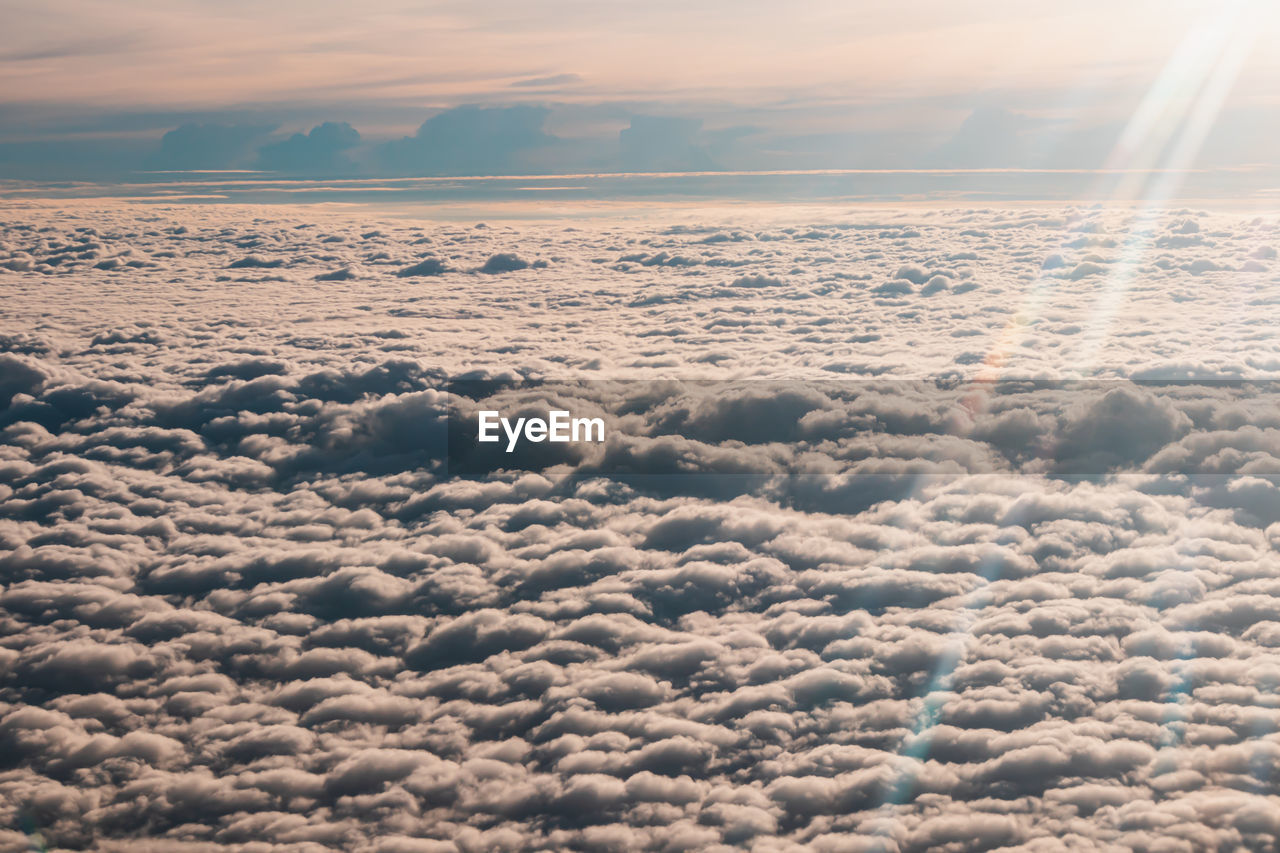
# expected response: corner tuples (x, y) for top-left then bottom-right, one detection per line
(3, 203), (1280, 850)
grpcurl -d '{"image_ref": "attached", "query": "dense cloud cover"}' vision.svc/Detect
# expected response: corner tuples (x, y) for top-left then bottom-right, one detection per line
(3, 204), (1280, 850)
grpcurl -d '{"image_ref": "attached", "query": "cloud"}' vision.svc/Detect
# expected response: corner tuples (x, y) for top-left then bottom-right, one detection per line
(931, 107), (1115, 170)
(255, 121), (360, 175)
(509, 73), (583, 88)
(397, 257), (451, 277)
(375, 105), (556, 176)
(479, 253), (531, 274)
(2, 203), (1280, 851)
(149, 123), (275, 171)
(619, 115), (716, 172)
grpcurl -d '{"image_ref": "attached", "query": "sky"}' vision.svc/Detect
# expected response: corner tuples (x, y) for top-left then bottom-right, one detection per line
(9, 5), (1280, 849)
(1, 0), (1279, 193)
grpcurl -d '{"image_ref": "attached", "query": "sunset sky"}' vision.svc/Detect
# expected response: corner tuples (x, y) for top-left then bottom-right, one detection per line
(10, 4), (1280, 852)
(2, 0), (1277, 184)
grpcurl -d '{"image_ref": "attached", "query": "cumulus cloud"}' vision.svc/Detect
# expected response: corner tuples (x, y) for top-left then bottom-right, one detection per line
(619, 115), (717, 172)
(149, 123), (276, 171)
(3, 203), (1280, 851)
(256, 122), (361, 175)
(376, 106), (556, 176)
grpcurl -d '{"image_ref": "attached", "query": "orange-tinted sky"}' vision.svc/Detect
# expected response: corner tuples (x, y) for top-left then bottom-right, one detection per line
(1, 0), (1277, 182)
(1, 1), (1273, 110)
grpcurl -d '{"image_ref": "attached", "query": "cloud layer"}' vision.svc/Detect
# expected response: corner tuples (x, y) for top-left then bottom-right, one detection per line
(3, 203), (1280, 851)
